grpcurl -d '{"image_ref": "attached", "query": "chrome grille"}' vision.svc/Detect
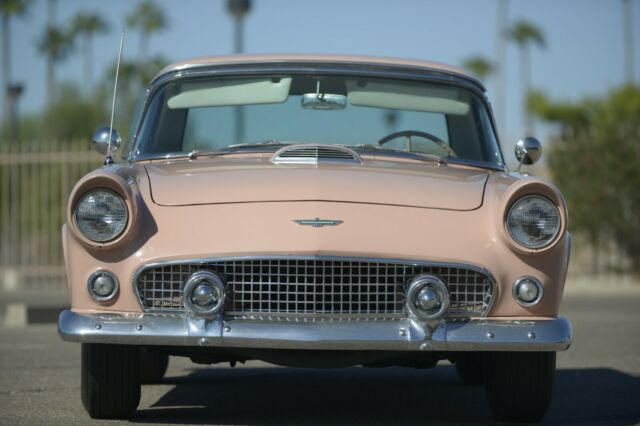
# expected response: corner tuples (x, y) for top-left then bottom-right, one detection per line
(135, 258), (494, 317)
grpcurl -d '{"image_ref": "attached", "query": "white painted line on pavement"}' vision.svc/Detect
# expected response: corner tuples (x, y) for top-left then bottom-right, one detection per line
(0, 343), (48, 350)
(4, 303), (27, 328)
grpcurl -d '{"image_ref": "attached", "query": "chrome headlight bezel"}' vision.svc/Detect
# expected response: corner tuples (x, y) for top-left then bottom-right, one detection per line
(87, 269), (120, 302)
(74, 188), (129, 243)
(512, 276), (544, 307)
(506, 195), (561, 250)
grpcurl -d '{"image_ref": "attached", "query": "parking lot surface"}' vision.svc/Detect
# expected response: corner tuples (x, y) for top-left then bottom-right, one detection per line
(1, 289), (639, 425)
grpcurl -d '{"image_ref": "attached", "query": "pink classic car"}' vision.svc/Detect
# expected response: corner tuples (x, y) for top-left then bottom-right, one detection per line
(58, 54), (572, 422)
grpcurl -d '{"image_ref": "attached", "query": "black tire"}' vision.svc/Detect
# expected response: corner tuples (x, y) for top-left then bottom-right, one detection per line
(81, 343), (141, 419)
(140, 350), (169, 383)
(483, 351), (556, 422)
(454, 353), (484, 385)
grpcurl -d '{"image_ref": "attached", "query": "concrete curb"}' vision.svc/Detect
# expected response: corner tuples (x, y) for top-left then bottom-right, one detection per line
(2, 304), (68, 328)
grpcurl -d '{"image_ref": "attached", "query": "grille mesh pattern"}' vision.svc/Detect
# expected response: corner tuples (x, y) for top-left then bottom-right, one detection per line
(135, 259), (493, 317)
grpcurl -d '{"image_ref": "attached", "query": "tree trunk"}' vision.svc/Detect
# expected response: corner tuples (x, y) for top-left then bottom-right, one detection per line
(494, 0), (508, 138)
(2, 13), (10, 131)
(46, 55), (55, 106)
(590, 233), (601, 276)
(138, 33), (148, 66)
(46, 0), (57, 106)
(623, 0), (635, 84)
(520, 44), (533, 135)
(84, 35), (92, 93)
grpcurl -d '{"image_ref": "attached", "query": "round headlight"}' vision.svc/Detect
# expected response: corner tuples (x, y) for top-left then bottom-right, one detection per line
(507, 195), (560, 249)
(75, 188), (128, 242)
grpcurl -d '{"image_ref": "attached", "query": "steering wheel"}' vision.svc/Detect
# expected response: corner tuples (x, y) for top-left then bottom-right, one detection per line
(377, 130), (457, 157)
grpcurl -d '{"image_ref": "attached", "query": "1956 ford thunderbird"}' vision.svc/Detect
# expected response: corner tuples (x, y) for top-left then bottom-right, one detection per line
(58, 54), (572, 422)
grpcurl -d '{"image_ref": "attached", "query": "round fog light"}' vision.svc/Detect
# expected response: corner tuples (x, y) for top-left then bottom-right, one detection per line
(183, 271), (225, 315)
(513, 277), (543, 307)
(407, 275), (449, 319)
(87, 270), (119, 302)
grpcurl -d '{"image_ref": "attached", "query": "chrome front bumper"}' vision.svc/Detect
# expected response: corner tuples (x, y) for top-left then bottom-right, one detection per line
(58, 310), (572, 352)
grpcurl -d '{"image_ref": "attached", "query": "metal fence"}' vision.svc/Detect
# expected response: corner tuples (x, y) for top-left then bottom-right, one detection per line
(0, 141), (102, 293)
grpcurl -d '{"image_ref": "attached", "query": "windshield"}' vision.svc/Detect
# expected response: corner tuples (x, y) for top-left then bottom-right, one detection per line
(132, 74), (503, 165)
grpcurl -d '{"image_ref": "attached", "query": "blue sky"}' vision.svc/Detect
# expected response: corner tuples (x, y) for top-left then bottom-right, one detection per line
(8, 0), (640, 150)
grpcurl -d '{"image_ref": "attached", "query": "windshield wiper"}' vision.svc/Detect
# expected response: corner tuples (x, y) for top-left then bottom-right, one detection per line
(185, 149), (230, 160)
(354, 144), (447, 165)
(227, 139), (290, 148)
(185, 141), (290, 160)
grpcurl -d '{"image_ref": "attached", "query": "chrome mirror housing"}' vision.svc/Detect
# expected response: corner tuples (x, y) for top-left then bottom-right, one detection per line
(92, 127), (121, 156)
(515, 137), (542, 166)
(301, 93), (347, 110)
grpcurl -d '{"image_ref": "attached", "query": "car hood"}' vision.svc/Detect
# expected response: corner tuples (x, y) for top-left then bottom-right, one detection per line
(144, 157), (489, 211)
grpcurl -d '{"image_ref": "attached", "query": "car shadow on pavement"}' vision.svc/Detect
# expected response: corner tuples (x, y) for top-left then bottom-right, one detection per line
(132, 364), (640, 425)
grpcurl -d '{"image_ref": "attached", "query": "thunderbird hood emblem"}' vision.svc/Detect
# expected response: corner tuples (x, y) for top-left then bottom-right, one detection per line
(293, 218), (344, 228)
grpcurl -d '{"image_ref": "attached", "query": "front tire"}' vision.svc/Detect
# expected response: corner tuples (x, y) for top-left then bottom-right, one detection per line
(483, 352), (556, 422)
(81, 343), (141, 419)
(140, 350), (169, 383)
(454, 353), (484, 385)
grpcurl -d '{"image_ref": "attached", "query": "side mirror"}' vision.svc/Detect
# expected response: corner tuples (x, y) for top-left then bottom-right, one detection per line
(92, 127), (121, 156)
(514, 137), (542, 167)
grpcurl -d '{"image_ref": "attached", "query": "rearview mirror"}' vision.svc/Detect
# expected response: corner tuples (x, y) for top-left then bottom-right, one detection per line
(92, 127), (121, 155)
(515, 137), (542, 166)
(301, 93), (347, 110)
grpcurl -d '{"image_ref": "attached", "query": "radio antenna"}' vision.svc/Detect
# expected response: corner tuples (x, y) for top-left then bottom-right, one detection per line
(105, 31), (125, 165)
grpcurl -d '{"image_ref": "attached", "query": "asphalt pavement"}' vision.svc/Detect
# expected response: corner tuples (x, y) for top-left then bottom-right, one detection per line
(0, 288), (639, 425)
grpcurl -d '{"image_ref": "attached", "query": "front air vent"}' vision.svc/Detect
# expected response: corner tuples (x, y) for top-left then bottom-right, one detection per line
(272, 144), (361, 165)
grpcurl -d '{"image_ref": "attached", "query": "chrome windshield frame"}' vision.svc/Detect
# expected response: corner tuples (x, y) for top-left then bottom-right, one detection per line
(127, 62), (506, 169)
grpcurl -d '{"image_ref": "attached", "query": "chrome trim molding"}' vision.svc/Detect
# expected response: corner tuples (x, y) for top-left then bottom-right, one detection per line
(293, 218), (344, 227)
(151, 61), (486, 92)
(130, 146), (507, 172)
(58, 310), (573, 352)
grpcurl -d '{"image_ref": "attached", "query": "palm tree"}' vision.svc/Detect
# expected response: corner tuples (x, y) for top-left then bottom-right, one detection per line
(508, 20), (546, 134)
(494, 0), (509, 140)
(37, 25), (75, 105)
(622, 0), (635, 84)
(126, 1), (167, 65)
(72, 12), (109, 91)
(462, 56), (495, 82)
(1, 0), (30, 125)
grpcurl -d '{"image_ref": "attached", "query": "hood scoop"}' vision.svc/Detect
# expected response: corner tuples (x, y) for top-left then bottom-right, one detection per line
(272, 144), (362, 165)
